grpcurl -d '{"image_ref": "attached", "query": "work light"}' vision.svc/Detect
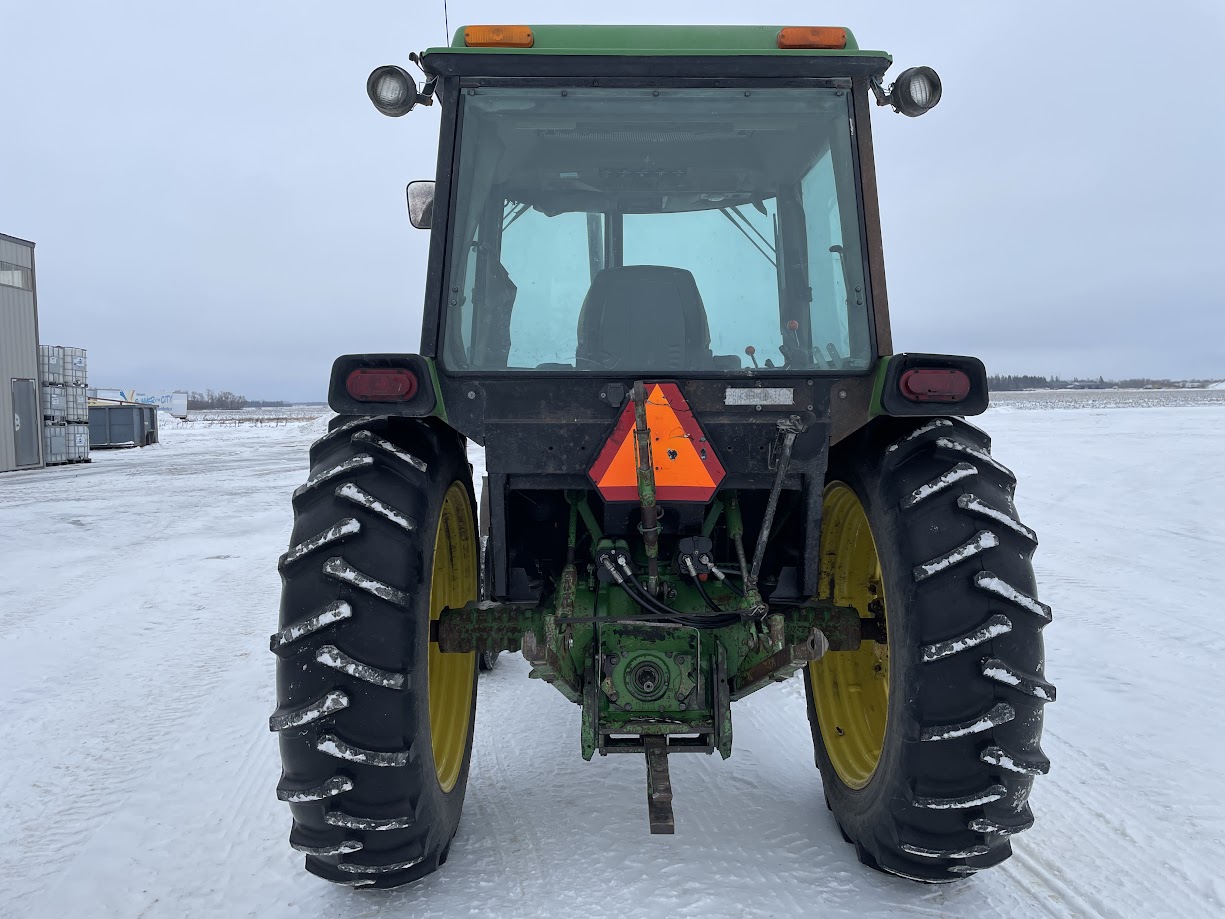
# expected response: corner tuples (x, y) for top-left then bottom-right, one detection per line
(367, 65), (418, 117)
(889, 66), (942, 117)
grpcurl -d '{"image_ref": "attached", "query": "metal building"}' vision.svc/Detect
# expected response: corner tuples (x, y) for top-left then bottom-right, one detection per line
(1, 233), (42, 473)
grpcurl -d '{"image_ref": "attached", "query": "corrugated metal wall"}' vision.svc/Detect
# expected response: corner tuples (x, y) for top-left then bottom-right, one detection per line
(1, 234), (42, 472)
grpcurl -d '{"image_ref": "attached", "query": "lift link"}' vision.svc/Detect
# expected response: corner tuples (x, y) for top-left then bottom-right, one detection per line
(631, 380), (662, 594)
(724, 492), (751, 588)
(747, 414), (807, 595)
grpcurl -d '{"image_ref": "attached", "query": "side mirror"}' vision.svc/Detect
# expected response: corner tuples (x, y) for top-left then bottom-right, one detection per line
(406, 181), (435, 230)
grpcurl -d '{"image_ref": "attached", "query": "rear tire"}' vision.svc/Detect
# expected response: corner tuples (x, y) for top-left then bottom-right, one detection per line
(804, 417), (1053, 881)
(476, 475), (499, 673)
(271, 415), (479, 889)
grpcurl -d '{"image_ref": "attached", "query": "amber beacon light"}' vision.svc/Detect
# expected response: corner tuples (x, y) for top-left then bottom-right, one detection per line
(776, 27), (848, 50)
(464, 25), (535, 47)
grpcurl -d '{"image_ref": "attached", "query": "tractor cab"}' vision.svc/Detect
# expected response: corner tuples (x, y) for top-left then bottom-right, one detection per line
(432, 80), (873, 376)
(373, 25), (922, 381)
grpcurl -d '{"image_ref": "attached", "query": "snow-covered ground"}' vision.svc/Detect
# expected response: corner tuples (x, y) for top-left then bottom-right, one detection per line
(1, 393), (1223, 918)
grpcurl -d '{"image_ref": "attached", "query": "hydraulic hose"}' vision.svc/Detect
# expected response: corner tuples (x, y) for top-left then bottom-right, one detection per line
(693, 576), (723, 613)
(621, 563), (743, 630)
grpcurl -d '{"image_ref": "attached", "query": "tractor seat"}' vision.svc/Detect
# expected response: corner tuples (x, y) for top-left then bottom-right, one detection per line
(575, 266), (714, 371)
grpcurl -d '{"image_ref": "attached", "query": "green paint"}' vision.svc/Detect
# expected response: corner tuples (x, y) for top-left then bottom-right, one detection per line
(868, 355), (893, 418)
(437, 549), (862, 760)
(434, 602), (544, 654)
(571, 491), (603, 543)
(599, 624), (701, 720)
(423, 357), (449, 422)
(632, 388), (661, 590)
(714, 643), (733, 759)
(428, 24), (890, 61)
(724, 491), (745, 543)
(700, 497), (725, 539)
(580, 661), (598, 760)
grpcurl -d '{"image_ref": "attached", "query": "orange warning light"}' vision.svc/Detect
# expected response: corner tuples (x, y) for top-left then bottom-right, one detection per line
(589, 383), (725, 503)
(464, 25), (534, 47)
(776, 27), (847, 50)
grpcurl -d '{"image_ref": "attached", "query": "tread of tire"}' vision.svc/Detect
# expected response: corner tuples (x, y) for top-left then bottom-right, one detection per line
(273, 415), (474, 889)
(810, 416), (1053, 883)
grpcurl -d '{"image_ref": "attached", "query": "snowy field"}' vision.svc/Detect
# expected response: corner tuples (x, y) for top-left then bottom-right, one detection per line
(1, 392), (1223, 918)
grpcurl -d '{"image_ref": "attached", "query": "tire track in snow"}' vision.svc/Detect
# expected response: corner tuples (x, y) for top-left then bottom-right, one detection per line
(1000, 849), (1118, 919)
(0, 425), (308, 913)
(996, 726), (1222, 919)
(467, 658), (554, 901)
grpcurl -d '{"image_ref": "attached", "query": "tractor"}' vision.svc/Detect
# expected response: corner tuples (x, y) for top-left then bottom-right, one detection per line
(270, 24), (1053, 889)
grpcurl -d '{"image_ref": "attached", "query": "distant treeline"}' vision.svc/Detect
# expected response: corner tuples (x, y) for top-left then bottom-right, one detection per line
(987, 375), (1064, 392)
(187, 390), (288, 410)
(988, 375), (1218, 392)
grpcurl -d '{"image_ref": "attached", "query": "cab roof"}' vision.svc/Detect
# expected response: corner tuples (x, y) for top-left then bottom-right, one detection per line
(428, 24), (890, 60)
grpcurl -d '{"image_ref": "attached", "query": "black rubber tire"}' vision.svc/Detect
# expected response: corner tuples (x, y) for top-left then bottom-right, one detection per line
(270, 414), (479, 889)
(475, 477), (500, 673)
(804, 416), (1054, 882)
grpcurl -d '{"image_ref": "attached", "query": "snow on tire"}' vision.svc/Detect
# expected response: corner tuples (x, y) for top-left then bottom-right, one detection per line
(271, 415), (478, 889)
(805, 416), (1053, 882)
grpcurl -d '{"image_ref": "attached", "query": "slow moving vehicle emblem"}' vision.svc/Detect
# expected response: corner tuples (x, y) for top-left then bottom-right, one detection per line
(589, 382), (725, 502)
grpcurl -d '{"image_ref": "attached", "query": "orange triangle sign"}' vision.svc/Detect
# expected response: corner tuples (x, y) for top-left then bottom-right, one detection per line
(589, 383), (725, 502)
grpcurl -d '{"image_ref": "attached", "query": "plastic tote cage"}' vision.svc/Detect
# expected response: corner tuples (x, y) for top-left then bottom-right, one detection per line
(66, 423), (90, 462)
(64, 348), (88, 387)
(39, 345), (64, 385)
(43, 423), (67, 465)
(41, 385), (66, 423)
(66, 387), (88, 423)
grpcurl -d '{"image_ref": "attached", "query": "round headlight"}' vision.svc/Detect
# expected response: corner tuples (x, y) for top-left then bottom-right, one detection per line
(366, 65), (418, 117)
(891, 66), (942, 117)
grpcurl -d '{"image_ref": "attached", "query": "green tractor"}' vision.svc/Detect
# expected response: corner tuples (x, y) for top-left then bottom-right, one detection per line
(270, 24), (1053, 888)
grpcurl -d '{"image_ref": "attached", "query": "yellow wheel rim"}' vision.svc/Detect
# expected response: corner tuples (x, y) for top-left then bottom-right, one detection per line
(809, 481), (890, 790)
(427, 481), (478, 793)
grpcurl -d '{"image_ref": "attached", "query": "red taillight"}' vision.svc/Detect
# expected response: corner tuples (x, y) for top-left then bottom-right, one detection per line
(346, 368), (418, 402)
(899, 368), (971, 402)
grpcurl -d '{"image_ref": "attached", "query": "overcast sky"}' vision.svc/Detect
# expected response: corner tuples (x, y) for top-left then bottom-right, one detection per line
(3, 0), (1222, 399)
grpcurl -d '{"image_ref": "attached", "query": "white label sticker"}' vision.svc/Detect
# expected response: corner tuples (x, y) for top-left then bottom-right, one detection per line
(724, 387), (794, 406)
